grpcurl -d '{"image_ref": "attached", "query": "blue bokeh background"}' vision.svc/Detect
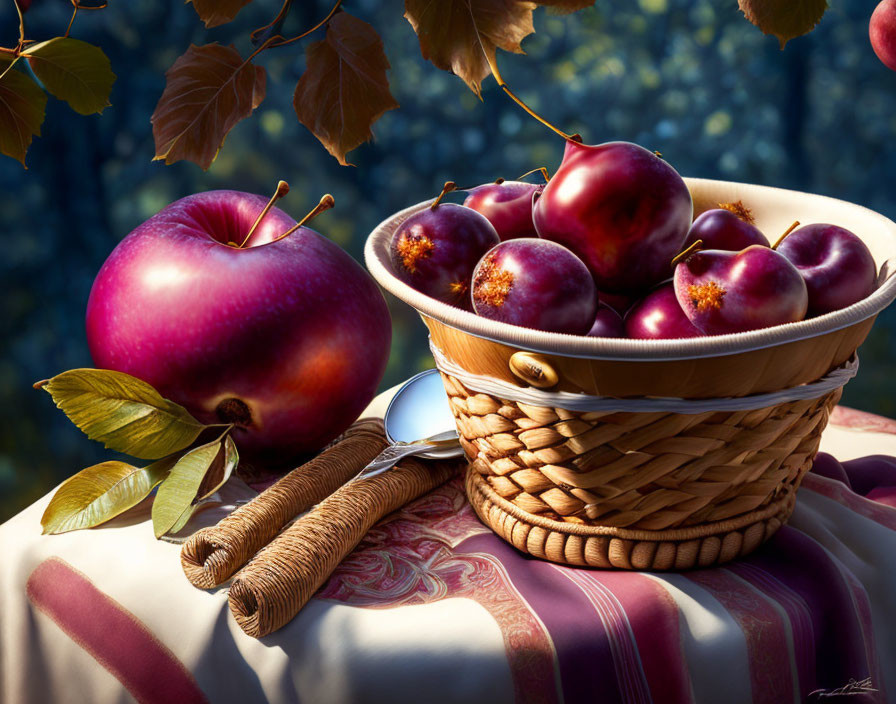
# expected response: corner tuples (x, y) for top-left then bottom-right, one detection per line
(2, 0), (894, 520)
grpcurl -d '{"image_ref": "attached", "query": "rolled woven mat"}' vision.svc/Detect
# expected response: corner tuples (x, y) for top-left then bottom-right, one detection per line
(228, 455), (461, 638)
(181, 418), (389, 589)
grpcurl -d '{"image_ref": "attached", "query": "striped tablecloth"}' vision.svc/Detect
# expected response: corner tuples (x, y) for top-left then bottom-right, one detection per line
(1, 404), (895, 704)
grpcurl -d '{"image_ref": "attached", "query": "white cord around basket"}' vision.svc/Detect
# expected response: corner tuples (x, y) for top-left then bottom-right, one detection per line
(429, 340), (858, 414)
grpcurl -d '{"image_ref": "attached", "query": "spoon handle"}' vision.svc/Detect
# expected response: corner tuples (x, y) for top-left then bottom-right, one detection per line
(354, 443), (435, 480)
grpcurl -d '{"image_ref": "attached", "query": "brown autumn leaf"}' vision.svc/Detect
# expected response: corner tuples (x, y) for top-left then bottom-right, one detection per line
(534, 0), (596, 14)
(738, 0), (828, 48)
(151, 43), (266, 170)
(404, 0), (537, 97)
(189, 0), (253, 28)
(0, 63), (47, 168)
(293, 12), (398, 166)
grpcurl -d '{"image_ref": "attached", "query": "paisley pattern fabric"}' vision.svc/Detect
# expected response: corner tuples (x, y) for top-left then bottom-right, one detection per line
(2, 407), (895, 704)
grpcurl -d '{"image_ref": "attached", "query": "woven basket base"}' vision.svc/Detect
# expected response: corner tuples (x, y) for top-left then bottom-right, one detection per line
(465, 469), (795, 570)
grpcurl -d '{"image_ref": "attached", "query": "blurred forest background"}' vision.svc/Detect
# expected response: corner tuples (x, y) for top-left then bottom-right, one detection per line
(2, 0), (895, 520)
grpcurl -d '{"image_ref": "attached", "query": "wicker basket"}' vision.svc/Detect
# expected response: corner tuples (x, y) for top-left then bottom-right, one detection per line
(366, 178), (896, 569)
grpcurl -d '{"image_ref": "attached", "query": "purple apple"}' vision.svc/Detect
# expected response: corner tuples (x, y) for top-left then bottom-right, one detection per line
(389, 202), (499, 310)
(775, 223), (877, 316)
(533, 140), (693, 293)
(471, 238), (596, 335)
(625, 282), (703, 339)
(685, 207), (769, 251)
(674, 246), (808, 335)
(463, 180), (542, 241)
(86, 189), (391, 467)
(587, 303), (625, 338)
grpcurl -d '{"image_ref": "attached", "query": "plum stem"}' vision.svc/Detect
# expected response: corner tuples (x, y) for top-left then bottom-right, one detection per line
(671, 239), (703, 267)
(238, 180), (290, 248)
(517, 167), (551, 183)
(430, 181), (456, 210)
(484, 52), (580, 143)
(271, 194), (335, 243)
(772, 221), (800, 250)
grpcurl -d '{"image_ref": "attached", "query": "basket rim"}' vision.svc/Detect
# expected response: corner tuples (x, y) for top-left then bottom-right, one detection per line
(365, 177), (896, 361)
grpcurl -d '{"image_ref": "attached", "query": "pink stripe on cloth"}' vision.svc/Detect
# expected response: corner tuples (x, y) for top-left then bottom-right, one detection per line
(26, 558), (208, 704)
(802, 473), (896, 531)
(554, 568), (652, 704)
(829, 406), (896, 435)
(575, 571), (693, 704)
(686, 567), (796, 704)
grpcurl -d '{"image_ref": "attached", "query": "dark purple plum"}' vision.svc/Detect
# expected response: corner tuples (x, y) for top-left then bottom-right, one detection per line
(587, 303), (625, 338)
(625, 282), (703, 339)
(390, 203), (500, 310)
(674, 246), (808, 335)
(533, 140), (692, 293)
(472, 239), (596, 335)
(463, 180), (542, 241)
(685, 206), (769, 251)
(775, 223), (877, 316)
(597, 290), (635, 316)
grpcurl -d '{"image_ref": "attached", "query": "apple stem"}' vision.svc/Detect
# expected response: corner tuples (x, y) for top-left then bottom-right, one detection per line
(238, 181), (290, 248)
(271, 194), (336, 243)
(772, 221), (800, 250)
(484, 52), (581, 144)
(654, 151), (663, 158)
(494, 177), (505, 185)
(517, 167), (551, 183)
(430, 181), (457, 210)
(671, 239), (703, 267)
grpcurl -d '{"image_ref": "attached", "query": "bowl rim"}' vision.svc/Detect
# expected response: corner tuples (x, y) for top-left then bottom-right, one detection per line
(365, 177), (896, 362)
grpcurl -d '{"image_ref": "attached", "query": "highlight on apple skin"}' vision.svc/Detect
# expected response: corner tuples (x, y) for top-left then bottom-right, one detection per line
(86, 189), (392, 467)
(533, 140), (693, 295)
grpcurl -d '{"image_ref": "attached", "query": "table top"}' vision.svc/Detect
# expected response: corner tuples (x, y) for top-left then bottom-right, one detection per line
(2, 388), (895, 704)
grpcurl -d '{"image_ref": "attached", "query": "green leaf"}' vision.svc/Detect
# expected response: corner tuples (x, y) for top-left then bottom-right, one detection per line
(189, 0), (253, 28)
(738, 0), (828, 48)
(24, 37), (115, 115)
(41, 456), (178, 534)
(152, 434), (238, 538)
(0, 64), (47, 167)
(42, 368), (205, 460)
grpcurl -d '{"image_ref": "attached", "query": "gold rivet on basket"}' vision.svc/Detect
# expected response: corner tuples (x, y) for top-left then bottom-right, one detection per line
(508, 352), (559, 389)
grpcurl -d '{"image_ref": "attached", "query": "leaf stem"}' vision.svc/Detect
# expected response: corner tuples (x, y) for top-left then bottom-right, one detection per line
(0, 55), (19, 83)
(252, 0), (342, 51)
(671, 239), (703, 267)
(250, 0), (292, 45)
(271, 194), (335, 243)
(430, 181), (456, 210)
(65, 6), (78, 37)
(484, 51), (579, 143)
(14, 0), (25, 51)
(772, 221), (800, 250)
(238, 180), (290, 248)
(517, 167), (551, 182)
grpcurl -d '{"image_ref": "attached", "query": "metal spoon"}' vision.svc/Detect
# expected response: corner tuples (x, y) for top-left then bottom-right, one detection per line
(354, 369), (462, 481)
